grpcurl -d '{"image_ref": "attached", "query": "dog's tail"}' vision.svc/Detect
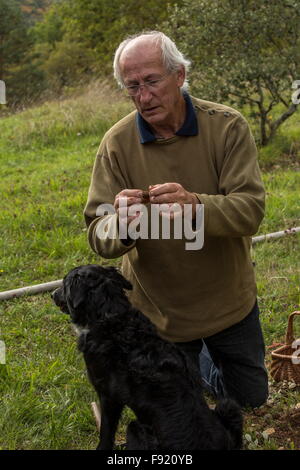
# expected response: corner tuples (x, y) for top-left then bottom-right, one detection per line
(214, 398), (243, 449)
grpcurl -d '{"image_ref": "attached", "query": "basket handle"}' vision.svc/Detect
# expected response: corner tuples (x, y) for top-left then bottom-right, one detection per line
(285, 311), (300, 344)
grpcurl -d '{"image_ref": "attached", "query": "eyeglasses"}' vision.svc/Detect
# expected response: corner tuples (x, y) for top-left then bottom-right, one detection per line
(124, 72), (170, 96)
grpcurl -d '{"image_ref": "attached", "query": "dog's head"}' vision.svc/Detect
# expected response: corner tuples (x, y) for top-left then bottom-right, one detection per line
(51, 264), (132, 327)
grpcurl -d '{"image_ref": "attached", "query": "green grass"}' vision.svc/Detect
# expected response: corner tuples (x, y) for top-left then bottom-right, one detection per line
(0, 82), (133, 290)
(0, 85), (299, 449)
(0, 136), (98, 290)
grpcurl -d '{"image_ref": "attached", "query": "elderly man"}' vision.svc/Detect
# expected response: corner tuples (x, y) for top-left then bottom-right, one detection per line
(84, 31), (268, 408)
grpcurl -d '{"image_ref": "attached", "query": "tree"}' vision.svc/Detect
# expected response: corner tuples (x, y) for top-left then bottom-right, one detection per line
(0, 0), (27, 80)
(58, 0), (182, 75)
(0, 0), (49, 106)
(42, 39), (94, 90)
(1, 0), (184, 106)
(30, 2), (64, 46)
(165, 0), (300, 145)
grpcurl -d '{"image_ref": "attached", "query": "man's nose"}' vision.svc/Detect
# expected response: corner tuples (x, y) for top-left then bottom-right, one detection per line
(137, 85), (152, 102)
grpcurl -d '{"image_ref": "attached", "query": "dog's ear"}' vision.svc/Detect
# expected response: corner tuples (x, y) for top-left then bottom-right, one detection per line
(65, 276), (86, 309)
(71, 288), (86, 309)
(106, 266), (133, 291)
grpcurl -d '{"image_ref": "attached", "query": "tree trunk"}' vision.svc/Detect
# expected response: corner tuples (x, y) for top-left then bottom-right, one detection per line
(269, 103), (299, 141)
(256, 81), (269, 146)
(259, 110), (269, 146)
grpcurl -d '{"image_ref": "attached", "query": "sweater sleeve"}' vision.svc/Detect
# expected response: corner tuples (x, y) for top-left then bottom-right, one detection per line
(195, 115), (265, 237)
(83, 139), (136, 258)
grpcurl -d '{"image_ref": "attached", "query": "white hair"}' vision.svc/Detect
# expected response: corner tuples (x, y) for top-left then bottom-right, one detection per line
(113, 31), (191, 91)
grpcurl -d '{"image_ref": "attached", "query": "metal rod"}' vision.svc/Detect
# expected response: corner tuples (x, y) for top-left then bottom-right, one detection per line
(0, 227), (299, 302)
(252, 226), (300, 244)
(0, 279), (62, 301)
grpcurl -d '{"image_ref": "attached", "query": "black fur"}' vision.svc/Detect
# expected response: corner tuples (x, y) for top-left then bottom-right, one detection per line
(52, 264), (243, 450)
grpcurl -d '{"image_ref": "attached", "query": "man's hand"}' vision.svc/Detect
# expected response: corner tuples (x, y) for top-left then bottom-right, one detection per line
(149, 183), (198, 219)
(114, 184), (199, 239)
(114, 189), (148, 233)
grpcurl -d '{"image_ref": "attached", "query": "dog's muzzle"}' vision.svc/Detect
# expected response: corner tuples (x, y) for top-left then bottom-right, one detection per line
(51, 287), (69, 314)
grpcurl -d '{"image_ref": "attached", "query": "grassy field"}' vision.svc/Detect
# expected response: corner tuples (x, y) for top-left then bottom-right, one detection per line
(0, 84), (299, 450)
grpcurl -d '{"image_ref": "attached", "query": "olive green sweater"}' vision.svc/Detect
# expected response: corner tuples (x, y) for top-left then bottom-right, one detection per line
(84, 97), (265, 341)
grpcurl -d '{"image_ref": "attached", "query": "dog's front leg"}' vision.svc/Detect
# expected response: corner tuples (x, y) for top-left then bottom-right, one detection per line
(97, 396), (123, 450)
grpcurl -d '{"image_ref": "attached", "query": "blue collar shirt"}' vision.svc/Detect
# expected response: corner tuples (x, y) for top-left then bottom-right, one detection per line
(136, 92), (199, 144)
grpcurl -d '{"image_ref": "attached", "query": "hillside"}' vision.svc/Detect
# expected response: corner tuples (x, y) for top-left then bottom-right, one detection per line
(0, 85), (299, 450)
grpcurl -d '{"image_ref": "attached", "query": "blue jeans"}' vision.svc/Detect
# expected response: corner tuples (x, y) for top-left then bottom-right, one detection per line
(175, 301), (269, 408)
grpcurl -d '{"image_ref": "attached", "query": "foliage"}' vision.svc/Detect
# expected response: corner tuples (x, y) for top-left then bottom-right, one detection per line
(30, 2), (64, 46)
(164, 0), (300, 145)
(41, 40), (94, 90)
(57, 0), (179, 75)
(0, 0), (28, 80)
(0, 0), (50, 106)
(0, 0), (180, 106)
(16, 0), (52, 25)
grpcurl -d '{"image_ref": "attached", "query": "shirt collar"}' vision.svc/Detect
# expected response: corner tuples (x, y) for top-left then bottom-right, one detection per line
(136, 92), (198, 144)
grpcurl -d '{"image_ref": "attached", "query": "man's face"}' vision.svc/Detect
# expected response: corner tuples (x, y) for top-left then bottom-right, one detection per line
(119, 40), (185, 130)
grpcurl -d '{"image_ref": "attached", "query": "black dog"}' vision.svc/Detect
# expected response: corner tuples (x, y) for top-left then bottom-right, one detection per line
(52, 264), (243, 450)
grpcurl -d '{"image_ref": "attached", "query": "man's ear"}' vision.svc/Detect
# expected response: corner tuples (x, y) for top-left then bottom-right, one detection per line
(176, 64), (185, 89)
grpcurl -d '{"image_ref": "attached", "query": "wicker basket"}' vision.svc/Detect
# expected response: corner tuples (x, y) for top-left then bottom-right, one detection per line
(270, 311), (300, 384)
